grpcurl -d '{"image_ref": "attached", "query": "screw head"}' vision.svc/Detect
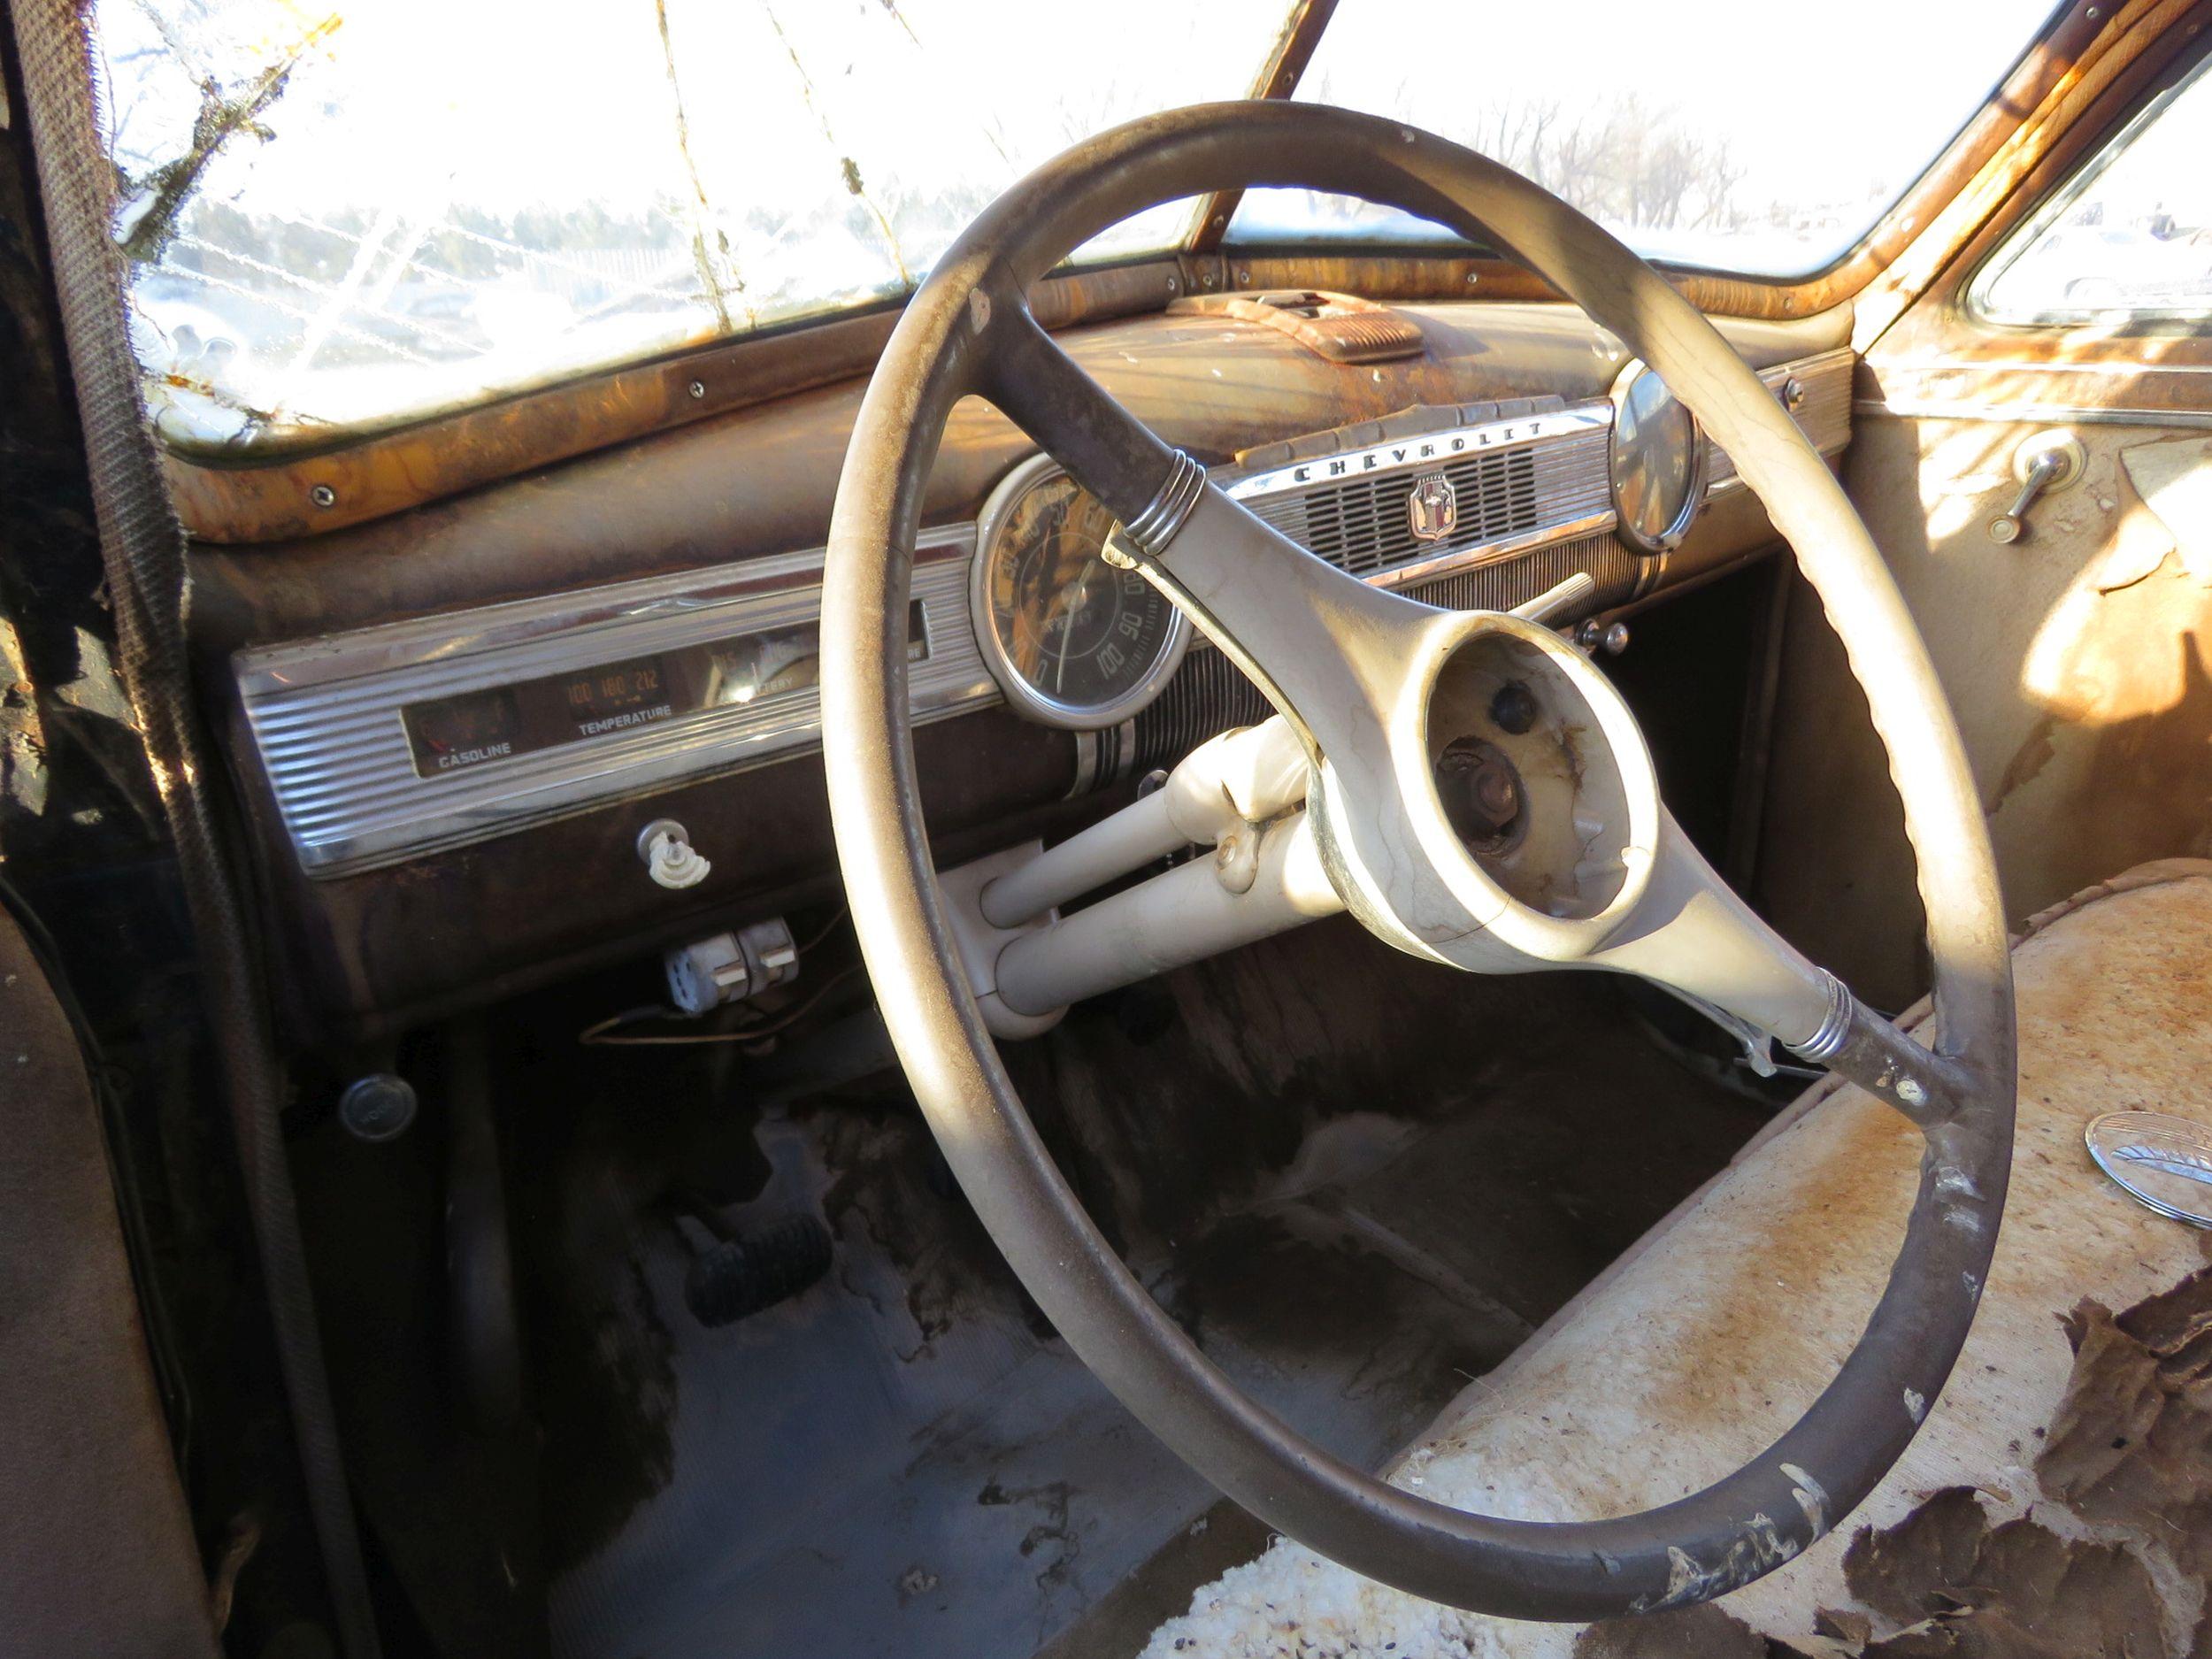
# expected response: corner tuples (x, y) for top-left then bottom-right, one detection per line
(687, 380), (706, 400)
(309, 484), (337, 509)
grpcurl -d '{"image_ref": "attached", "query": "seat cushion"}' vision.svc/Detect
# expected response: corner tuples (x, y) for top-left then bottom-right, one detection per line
(1142, 860), (2212, 1657)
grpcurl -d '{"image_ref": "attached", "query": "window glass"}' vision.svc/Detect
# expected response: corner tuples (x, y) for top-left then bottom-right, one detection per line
(1974, 58), (2212, 324)
(1228, 0), (2060, 279)
(97, 0), (1292, 447)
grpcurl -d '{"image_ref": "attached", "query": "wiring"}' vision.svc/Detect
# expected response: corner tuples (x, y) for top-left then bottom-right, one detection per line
(792, 902), (849, 956)
(580, 962), (866, 1048)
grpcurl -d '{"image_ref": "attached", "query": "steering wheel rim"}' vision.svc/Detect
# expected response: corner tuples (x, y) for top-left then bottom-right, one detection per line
(820, 102), (2016, 1622)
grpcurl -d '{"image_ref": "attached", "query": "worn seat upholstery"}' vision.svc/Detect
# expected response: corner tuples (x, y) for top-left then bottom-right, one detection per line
(1142, 860), (2212, 1657)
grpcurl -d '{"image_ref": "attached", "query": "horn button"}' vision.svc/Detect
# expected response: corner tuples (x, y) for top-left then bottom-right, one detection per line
(1423, 629), (1635, 921)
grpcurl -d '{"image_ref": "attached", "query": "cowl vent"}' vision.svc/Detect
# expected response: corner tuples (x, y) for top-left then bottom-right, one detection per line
(1168, 288), (1426, 364)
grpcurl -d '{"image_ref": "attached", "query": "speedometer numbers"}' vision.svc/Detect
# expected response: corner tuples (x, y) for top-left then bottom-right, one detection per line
(972, 457), (1188, 728)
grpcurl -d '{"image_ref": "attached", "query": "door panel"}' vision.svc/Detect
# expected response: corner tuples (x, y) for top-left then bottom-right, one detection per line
(0, 902), (219, 1659)
(1763, 411), (2212, 1007)
(1760, 36), (2212, 1009)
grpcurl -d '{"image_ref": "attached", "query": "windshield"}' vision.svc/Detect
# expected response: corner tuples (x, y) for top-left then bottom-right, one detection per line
(99, 0), (1288, 447)
(101, 0), (2064, 449)
(1231, 0), (2062, 276)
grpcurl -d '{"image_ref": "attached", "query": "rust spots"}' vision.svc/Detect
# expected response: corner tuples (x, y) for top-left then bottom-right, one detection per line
(1587, 1265), (2212, 1655)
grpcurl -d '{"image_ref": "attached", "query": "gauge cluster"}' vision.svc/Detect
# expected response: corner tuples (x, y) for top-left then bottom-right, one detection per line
(970, 455), (1191, 729)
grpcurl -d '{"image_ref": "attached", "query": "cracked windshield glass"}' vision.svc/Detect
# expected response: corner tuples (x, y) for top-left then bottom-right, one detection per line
(100, 0), (2062, 448)
(96, 0), (1289, 447)
(1233, 0), (2061, 276)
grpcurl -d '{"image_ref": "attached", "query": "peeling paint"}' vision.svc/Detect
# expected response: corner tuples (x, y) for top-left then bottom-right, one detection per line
(1637, 1516), (1801, 1613)
(1932, 1165), (1980, 1202)
(1780, 1461), (1830, 1537)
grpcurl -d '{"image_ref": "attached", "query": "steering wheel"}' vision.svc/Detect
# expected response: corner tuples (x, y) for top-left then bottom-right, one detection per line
(820, 103), (2016, 1622)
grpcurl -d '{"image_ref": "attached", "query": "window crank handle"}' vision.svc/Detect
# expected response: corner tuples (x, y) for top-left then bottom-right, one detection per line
(1989, 442), (2077, 545)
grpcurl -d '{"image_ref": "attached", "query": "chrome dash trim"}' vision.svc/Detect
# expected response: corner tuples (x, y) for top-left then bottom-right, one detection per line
(1855, 396), (2212, 432)
(1363, 511), (1620, 591)
(1703, 348), (1856, 497)
(1223, 402), (1611, 503)
(1221, 402), (1617, 585)
(237, 526), (993, 877)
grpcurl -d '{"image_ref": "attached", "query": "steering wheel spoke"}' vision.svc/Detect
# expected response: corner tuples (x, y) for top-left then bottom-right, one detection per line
(1588, 808), (1966, 1125)
(981, 304), (1432, 762)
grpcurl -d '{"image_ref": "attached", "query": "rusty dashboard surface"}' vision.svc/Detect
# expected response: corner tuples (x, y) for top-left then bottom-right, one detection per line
(188, 299), (1855, 1036)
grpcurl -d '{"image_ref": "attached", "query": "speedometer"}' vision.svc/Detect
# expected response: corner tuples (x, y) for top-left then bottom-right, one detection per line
(971, 455), (1190, 728)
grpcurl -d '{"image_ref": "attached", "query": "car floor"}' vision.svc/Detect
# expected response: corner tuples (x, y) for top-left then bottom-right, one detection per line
(516, 917), (1770, 1659)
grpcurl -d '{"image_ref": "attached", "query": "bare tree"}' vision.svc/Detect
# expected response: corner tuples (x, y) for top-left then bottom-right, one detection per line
(1447, 91), (1745, 235)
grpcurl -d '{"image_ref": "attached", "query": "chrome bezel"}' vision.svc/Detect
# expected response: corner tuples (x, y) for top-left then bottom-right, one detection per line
(970, 452), (1191, 731)
(1607, 360), (1707, 555)
(234, 532), (995, 876)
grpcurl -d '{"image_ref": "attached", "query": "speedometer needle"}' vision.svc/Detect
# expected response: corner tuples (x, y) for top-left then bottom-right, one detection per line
(1054, 565), (1092, 695)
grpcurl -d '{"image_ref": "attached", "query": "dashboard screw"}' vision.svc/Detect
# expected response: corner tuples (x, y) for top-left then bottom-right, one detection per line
(687, 380), (706, 400)
(309, 483), (336, 509)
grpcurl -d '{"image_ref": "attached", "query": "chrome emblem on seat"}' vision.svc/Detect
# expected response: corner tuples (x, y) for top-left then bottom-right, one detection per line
(2087, 1111), (2212, 1226)
(1407, 472), (1457, 542)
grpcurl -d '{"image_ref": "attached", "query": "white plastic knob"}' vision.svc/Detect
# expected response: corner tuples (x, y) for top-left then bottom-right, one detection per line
(638, 819), (710, 890)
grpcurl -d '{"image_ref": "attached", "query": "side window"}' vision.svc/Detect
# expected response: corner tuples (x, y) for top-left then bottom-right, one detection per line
(1973, 56), (2212, 326)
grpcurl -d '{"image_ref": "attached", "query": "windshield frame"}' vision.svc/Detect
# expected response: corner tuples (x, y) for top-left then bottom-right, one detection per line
(150, 0), (2120, 542)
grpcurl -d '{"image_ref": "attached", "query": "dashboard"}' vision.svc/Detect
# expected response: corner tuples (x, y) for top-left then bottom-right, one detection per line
(192, 298), (1855, 1041)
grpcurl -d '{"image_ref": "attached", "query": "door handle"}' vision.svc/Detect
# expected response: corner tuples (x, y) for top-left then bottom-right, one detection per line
(1988, 431), (2085, 544)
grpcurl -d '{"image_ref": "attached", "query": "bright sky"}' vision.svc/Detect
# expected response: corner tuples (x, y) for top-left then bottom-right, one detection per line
(1307, 0), (2062, 214)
